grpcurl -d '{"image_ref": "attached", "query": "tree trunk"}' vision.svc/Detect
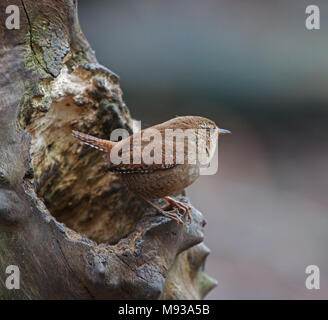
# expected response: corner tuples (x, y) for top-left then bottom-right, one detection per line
(0, 0), (216, 299)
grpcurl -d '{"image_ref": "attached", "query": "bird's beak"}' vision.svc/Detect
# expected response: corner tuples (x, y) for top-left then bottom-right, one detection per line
(218, 128), (231, 135)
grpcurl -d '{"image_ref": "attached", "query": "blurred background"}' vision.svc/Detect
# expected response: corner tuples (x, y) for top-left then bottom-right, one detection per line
(78, 0), (328, 299)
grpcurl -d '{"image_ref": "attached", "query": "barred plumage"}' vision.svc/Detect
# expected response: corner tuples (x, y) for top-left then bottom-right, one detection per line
(72, 130), (114, 153)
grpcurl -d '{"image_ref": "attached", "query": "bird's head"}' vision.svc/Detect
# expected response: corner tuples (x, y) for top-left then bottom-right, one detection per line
(191, 116), (231, 137)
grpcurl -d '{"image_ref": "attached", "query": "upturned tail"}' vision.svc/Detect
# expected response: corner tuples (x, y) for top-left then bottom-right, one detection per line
(72, 130), (114, 152)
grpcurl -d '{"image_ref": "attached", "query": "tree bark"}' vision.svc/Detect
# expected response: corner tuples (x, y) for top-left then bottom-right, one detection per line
(0, 0), (217, 299)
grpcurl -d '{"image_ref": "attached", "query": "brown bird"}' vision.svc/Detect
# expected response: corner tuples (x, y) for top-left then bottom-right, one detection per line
(72, 116), (230, 224)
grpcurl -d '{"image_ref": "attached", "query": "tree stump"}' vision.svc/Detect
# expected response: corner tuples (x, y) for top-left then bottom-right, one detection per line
(0, 0), (217, 299)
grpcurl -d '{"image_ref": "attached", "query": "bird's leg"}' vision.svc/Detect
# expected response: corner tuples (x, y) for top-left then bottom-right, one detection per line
(140, 196), (184, 224)
(164, 196), (192, 222)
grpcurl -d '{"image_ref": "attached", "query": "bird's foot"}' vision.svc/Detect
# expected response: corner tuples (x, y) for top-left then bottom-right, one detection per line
(163, 196), (192, 223)
(159, 208), (184, 224)
(140, 196), (184, 224)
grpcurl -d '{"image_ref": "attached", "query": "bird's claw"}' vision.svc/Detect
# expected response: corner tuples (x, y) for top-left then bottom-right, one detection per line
(160, 208), (184, 224)
(163, 196), (192, 224)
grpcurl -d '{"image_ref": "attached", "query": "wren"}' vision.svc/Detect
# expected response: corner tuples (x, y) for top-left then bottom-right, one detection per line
(72, 116), (230, 224)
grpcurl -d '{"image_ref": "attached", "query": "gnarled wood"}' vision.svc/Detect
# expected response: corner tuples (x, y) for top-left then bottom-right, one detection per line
(0, 0), (216, 299)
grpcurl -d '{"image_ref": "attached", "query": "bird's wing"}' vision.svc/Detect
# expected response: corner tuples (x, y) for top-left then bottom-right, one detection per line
(107, 125), (198, 173)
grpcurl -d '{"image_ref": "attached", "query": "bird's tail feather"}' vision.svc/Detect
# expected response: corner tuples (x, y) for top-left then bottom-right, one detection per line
(72, 130), (113, 152)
